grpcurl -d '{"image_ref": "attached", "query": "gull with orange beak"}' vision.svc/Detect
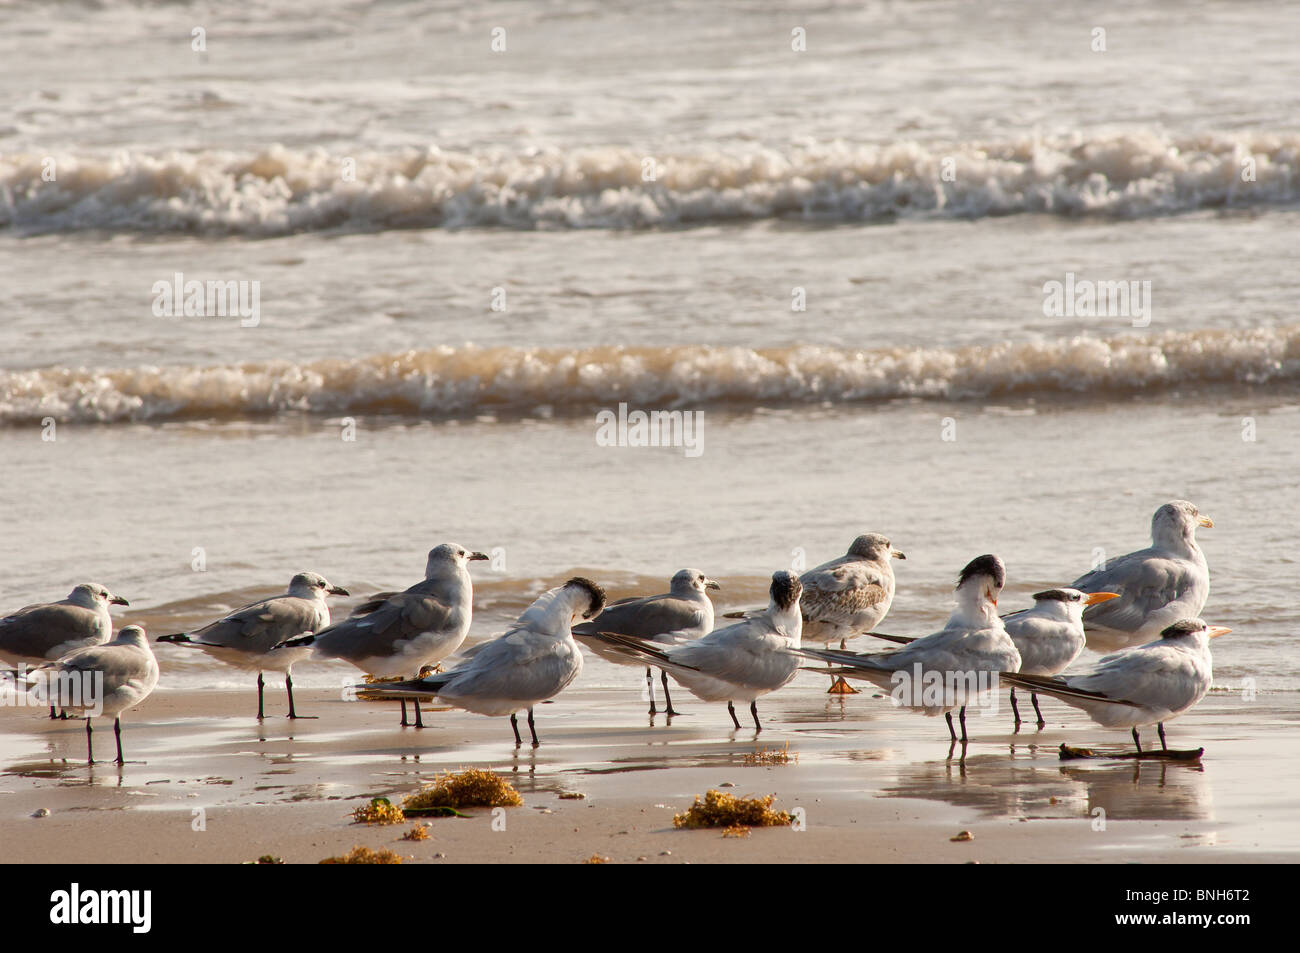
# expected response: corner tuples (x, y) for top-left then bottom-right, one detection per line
(1001, 588), (1120, 730)
(1001, 618), (1231, 756)
(1069, 500), (1214, 653)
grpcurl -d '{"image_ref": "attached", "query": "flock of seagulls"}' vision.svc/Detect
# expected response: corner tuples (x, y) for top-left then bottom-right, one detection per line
(0, 501), (1224, 764)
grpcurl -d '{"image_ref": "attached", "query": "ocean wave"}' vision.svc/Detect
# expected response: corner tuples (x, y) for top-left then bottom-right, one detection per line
(4, 326), (1298, 426)
(3, 131), (1298, 234)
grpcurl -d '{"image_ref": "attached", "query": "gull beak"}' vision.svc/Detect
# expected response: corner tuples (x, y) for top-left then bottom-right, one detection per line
(705, 578), (721, 591)
(329, 586), (350, 596)
(892, 550), (906, 560)
(469, 551), (491, 562)
(1208, 625), (1232, 639)
(1198, 515), (1214, 528)
(110, 595), (130, 606)
(1085, 591), (1121, 606)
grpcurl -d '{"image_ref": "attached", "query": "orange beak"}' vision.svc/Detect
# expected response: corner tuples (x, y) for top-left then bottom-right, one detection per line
(1084, 591), (1121, 606)
(1208, 625), (1232, 639)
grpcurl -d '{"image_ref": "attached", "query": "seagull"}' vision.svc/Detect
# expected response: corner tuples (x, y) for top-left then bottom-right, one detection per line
(797, 555), (1017, 745)
(0, 583), (129, 719)
(572, 568), (719, 717)
(799, 533), (905, 693)
(1069, 500), (1213, 653)
(275, 543), (487, 728)
(583, 571), (803, 732)
(25, 624), (159, 765)
(358, 577), (606, 746)
(157, 572), (348, 719)
(1000, 618), (1230, 754)
(1002, 588), (1119, 729)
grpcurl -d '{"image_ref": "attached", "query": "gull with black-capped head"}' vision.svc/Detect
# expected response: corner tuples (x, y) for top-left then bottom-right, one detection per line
(1001, 618), (1230, 755)
(1069, 500), (1213, 653)
(0, 583), (129, 720)
(157, 572), (348, 719)
(275, 543), (487, 728)
(358, 577), (606, 746)
(583, 571), (803, 732)
(799, 555), (1018, 745)
(572, 568), (719, 717)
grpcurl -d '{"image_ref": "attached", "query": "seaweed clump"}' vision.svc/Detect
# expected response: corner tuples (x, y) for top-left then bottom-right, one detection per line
(402, 769), (524, 812)
(352, 797), (406, 825)
(673, 790), (792, 829)
(320, 846), (403, 864)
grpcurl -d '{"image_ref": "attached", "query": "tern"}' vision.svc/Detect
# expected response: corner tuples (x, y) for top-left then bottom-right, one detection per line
(572, 568), (719, 716)
(798, 555), (1017, 745)
(358, 577), (605, 746)
(157, 572), (348, 719)
(1001, 618), (1230, 754)
(1069, 500), (1212, 653)
(582, 571), (803, 732)
(276, 544), (487, 727)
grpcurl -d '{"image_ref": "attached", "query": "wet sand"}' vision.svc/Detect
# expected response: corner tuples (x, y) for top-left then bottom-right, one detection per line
(1, 681), (1295, 864)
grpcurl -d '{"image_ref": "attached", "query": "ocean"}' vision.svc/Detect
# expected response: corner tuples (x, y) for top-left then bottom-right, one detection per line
(1, 0), (1297, 703)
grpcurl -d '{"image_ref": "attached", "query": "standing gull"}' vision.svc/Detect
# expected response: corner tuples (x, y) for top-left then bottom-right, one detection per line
(1001, 618), (1230, 754)
(276, 544), (487, 728)
(799, 533), (905, 693)
(0, 583), (129, 719)
(1068, 500), (1212, 653)
(157, 572), (348, 719)
(798, 555), (1018, 745)
(572, 568), (719, 717)
(359, 577), (606, 746)
(584, 571), (802, 732)
(1001, 588), (1118, 729)
(26, 624), (159, 765)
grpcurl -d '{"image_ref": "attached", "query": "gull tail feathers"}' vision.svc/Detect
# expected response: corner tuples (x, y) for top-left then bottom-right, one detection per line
(574, 631), (699, 671)
(1000, 672), (1143, 708)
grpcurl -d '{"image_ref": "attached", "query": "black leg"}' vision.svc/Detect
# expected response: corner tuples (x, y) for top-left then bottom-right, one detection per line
(661, 670), (679, 716)
(958, 706), (968, 743)
(646, 666), (656, 716)
(510, 712), (522, 746)
(413, 697), (424, 729)
(1132, 726), (1143, 753)
(49, 705), (57, 720)
(945, 711), (957, 741)
(257, 672), (265, 720)
(1010, 688), (1021, 731)
(114, 717), (124, 765)
(285, 673), (298, 718)
(749, 700), (762, 732)
(1031, 692), (1046, 729)
(400, 698), (409, 727)
(1157, 723), (1167, 750)
(85, 718), (94, 764)
(727, 701), (741, 730)
(527, 707), (539, 747)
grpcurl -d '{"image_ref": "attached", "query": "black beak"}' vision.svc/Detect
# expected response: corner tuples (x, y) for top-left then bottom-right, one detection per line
(469, 552), (490, 562)
(892, 550), (907, 560)
(110, 596), (130, 606)
(329, 586), (350, 596)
